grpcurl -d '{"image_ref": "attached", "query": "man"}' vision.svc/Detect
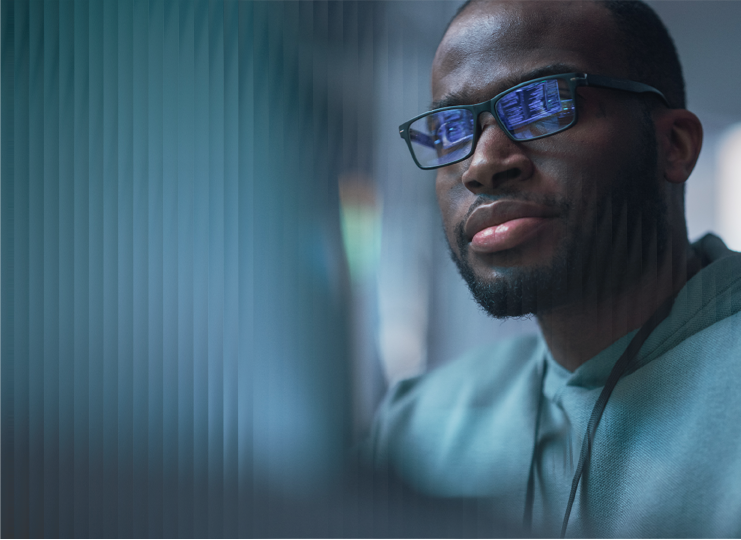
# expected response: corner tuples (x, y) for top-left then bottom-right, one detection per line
(369, 0), (741, 537)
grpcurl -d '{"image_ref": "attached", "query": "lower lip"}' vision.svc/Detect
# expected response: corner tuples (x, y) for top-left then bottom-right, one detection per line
(470, 217), (553, 254)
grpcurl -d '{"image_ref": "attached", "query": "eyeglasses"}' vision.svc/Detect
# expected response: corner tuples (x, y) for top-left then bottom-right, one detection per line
(398, 73), (668, 170)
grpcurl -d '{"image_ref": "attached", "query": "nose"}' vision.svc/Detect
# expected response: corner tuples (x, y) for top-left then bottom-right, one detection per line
(461, 113), (534, 194)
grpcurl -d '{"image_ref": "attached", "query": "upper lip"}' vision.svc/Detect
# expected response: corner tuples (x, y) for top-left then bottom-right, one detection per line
(464, 200), (560, 241)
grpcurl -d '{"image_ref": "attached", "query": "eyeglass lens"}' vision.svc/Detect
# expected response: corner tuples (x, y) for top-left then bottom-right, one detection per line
(496, 78), (575, 140)
(408, 109), (475, 169)
(407, 78), (576, 168)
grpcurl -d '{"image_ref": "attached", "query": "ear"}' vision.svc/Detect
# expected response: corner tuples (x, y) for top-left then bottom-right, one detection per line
(654, 108), (704, 185)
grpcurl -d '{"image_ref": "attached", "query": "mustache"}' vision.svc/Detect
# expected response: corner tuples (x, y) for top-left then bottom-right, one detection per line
(460, 191), (572, 226)
(455, 192), (571, 256)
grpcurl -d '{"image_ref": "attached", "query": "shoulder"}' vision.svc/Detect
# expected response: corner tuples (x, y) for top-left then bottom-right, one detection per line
(367, 333), (544, 493)
(379, 333), (543, 412)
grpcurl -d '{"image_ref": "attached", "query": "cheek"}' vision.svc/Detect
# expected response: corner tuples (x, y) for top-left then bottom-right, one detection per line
(537, 121), (631, 201)
(435, 169), (470, 246)
(572, 99), (645, 176)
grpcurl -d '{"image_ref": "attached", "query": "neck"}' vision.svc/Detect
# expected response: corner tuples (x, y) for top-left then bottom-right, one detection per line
(536, 238), (701, 372)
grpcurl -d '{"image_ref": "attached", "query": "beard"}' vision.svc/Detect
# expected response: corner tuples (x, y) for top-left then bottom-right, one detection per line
(448, 110), (670, 319)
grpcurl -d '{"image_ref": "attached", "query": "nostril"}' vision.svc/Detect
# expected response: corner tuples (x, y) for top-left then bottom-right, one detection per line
(464, 178), (484, 190)
(463, 167), (522, 192)
(492, 168), (522, 184)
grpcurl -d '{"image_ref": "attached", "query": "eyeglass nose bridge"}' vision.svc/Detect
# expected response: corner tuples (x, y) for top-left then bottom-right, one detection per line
(468, 100), (516, 151)
(466, 111), (535, 173)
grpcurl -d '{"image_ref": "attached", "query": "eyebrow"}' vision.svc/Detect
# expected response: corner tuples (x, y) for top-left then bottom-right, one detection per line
(429, 62), (582, 111)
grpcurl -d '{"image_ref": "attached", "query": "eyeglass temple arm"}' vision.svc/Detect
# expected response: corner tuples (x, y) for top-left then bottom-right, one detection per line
(579, 73), (670, 107)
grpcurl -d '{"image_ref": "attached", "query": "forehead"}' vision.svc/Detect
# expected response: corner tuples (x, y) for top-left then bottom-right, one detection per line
(432, 1), (629, 102)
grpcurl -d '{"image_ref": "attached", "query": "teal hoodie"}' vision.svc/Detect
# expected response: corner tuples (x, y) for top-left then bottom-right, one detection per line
(369, 234), (741, 537)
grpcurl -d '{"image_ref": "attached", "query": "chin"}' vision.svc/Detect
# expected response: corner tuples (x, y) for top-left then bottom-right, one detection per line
(469, 240), (560, 270)
(452, 249), (572, 319)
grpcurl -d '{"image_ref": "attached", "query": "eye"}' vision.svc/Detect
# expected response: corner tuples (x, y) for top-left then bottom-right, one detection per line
(435, 110), (474, 148)
(439, 121), (472, 146)
(495, 78), (577, 140)
(409, 109), (475, 167)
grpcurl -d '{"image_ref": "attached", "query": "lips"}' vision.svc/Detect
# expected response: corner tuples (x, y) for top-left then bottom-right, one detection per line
(464, 200), (559, 254)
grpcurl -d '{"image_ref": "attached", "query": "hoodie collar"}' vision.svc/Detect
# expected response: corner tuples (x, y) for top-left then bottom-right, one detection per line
(543, 234), (741, 397)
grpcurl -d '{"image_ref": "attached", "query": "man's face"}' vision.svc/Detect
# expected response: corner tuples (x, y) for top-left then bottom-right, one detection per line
(433, 1), (668, 318)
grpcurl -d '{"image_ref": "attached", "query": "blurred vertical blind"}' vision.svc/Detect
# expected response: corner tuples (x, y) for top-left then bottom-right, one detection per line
(1, 0), (355, 537)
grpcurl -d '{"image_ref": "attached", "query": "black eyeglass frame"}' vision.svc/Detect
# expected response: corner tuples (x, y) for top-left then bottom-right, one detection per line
(398, 73), (669, 170)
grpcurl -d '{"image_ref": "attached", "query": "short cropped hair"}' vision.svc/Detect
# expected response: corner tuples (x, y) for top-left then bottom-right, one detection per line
(447, 0), (686, 109)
